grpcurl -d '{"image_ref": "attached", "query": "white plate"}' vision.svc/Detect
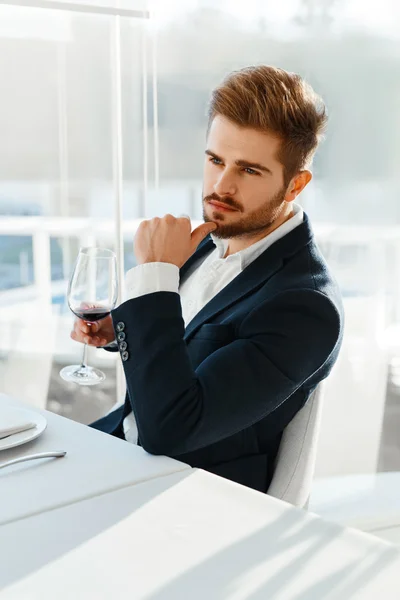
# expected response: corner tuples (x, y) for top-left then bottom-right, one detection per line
(0, 408), (47, 451)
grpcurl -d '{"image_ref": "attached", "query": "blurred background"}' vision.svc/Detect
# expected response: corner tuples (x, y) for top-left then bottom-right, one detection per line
(1, 0), (400, 482)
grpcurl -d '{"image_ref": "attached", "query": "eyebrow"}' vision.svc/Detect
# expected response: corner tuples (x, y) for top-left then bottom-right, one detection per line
(205, 150), (273, 175)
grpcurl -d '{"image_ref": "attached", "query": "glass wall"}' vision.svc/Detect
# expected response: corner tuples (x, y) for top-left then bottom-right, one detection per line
(0, 3), (147, 420)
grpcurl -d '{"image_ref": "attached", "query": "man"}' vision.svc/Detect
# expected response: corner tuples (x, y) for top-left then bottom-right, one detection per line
(72, 65), (344, 493)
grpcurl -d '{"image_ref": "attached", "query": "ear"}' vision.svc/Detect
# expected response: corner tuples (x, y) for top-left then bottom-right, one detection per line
(284, 170), (312, 202)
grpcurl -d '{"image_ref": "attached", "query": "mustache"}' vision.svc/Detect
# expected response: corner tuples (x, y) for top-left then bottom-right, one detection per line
(203, 193), (242, 211)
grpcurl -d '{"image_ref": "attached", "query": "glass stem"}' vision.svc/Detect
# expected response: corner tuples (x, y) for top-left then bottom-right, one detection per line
(80, 343), (88, 368)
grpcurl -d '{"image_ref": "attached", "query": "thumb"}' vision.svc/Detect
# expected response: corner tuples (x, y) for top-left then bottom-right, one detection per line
(190, 222), (217, 253)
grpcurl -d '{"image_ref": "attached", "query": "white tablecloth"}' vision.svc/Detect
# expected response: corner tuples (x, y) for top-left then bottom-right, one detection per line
(1, 469), (399, 599)
(311, 472), (400, 544)
(0, 394), (190, 526)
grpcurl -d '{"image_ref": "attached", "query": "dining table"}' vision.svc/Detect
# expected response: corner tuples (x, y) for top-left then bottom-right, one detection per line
(1, 394), (400, 599)
(0, 393), (190, 526)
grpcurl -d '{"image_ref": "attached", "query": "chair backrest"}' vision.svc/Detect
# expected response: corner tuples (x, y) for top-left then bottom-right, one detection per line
(267, 382), (325, 508)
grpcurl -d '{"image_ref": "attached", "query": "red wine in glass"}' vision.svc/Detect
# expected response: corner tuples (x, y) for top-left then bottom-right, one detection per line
(71, 307), (112, 322)
(60, 247), (118, 386)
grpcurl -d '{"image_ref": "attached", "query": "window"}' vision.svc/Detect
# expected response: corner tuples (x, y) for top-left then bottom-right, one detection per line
(0, 2), (147, 420)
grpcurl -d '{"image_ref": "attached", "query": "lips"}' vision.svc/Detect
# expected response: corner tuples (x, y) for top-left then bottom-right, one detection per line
(208, 200), (237, 211)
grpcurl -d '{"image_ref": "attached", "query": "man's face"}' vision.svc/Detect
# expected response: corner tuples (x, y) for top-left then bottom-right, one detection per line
(202, 116), (290, 239)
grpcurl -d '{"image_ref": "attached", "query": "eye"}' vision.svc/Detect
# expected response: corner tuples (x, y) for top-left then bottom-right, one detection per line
(244, 167), (259, 176)
(209, 156), (222, 165)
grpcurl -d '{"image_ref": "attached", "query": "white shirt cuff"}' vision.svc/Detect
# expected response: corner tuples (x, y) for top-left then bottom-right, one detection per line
(125, 262), (180, 300)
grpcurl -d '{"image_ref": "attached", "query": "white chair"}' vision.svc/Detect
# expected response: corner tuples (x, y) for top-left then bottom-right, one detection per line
(267, 382), (325, 509)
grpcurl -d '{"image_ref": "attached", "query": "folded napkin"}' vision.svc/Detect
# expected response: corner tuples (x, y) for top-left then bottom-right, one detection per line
(0, 408), (37, 439)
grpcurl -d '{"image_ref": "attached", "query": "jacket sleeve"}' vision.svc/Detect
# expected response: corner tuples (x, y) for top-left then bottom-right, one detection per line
(111, 289), (341, 456)
(100, 262), (179, 353)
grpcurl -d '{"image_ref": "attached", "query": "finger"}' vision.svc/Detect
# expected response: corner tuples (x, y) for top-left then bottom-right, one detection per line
(73, 324), (94, 345)
(92, 337), (108, 347)
(89, 321), (101, 333)
(190, 222), (217, 253)
(83, 334), (97, 346)
(71, 330), (88, 344)
(73, 322), (85, 338)
(72, 329), (85, 343)
(78, 319), (101, 334)
(77, 319), (90, 334)
(71, 328), (106, 346)
(178, 214), (192, 229)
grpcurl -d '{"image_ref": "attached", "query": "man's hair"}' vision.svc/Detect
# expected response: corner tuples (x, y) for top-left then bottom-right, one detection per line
(208, 65), (327, 185)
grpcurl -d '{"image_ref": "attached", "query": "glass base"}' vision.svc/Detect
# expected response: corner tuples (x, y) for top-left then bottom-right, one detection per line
(59, 364), (106, 386)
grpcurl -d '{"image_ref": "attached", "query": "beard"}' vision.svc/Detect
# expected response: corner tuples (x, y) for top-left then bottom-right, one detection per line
(202, 186), (287, 239)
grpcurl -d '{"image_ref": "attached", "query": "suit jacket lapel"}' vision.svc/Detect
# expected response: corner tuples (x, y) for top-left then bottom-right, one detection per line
(179, 236), (214, 281)
(181, 214), (314, 342)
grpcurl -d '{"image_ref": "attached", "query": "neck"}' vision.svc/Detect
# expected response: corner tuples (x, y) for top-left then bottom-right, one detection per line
(223, 204), (295, 257)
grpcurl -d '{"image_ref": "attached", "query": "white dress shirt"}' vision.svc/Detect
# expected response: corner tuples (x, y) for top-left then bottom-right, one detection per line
(123, 204), (303, 444)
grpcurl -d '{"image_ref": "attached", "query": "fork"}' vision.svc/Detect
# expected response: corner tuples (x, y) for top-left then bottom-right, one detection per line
(0, 451), (67, 470)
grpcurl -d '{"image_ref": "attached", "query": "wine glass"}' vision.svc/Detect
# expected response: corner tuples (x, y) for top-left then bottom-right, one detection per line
(60, 247), (118, 386)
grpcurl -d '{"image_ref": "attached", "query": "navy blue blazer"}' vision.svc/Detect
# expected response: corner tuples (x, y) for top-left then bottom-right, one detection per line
(91, 214), (344, 493)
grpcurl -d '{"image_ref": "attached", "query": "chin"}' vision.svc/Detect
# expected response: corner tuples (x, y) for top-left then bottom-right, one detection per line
(204, 206), (232, 222)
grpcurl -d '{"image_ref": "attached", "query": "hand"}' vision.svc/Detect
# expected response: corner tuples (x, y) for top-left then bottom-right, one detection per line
(70, 314), (115, 347)
(134, 214), (217, 268)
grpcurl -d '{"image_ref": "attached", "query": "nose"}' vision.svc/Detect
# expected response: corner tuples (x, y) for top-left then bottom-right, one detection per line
(213, 168), (237, 198)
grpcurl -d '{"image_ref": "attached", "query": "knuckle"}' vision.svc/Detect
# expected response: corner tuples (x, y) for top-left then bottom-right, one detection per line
(137, 221), (147, 233)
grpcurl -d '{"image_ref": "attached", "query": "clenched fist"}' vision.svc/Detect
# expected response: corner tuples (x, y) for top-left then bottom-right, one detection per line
(134, 214), (217, 268)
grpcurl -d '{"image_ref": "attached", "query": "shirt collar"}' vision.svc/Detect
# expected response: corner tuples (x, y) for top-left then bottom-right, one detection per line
(210, 203), (304, 270)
